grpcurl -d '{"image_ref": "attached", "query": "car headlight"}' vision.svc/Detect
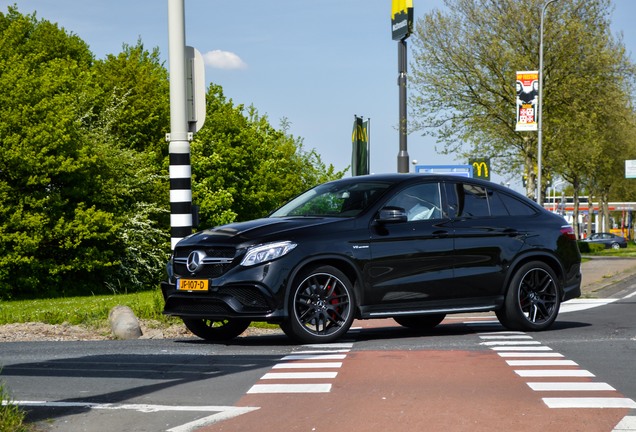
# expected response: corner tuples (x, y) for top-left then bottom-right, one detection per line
(240, 241), (297, 267)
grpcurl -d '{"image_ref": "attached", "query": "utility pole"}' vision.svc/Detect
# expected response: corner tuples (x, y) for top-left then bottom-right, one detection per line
(391, 0), (414, 173)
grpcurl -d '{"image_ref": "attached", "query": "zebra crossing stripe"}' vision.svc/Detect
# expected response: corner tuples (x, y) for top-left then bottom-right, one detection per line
(528, 382), (616, 391)
(247, 384), (332, 394)
(261, 372), (338, 379)
(543, 398), (636, 409)
(506, 359), (578, 367)
(515, 369), (595, 377)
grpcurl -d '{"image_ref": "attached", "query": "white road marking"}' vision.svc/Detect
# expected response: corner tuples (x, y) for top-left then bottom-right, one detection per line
(479, 335), (534, 340)
(5, 401), (259, 432)
(481, 341), (541, 346)
(261, 372), (338, 379)
(281, 354), (347, 360)
(247, 383), (332, 394)
(515, 369), (595, 377)
(613, 416), (636, 431)
(490, 345), (553, 351)
(506, 359), (578, 366)
(528, 382), (616, 391)
(497, 352), (564, 358)
(543, 398), (636, 409)
(272, 362), (343, 369)
(559, 298), (618, 313)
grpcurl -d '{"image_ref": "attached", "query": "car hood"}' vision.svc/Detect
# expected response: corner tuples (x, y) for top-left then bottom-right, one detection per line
(176, 217), (350, 247)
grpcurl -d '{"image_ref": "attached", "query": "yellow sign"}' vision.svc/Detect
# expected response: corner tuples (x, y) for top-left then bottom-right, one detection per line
(469, 159), (490, 180)
(391, 0), (413, 19)
(391, 0), (413, 40)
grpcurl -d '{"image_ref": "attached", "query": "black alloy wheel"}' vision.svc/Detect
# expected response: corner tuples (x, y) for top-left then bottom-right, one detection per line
(183, 318), (251, 341)
(282, 265), (355, 344)
(497, 261), (560, 331)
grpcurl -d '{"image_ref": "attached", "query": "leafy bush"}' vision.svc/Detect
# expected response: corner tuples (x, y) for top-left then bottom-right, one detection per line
(577, 241), (606, 253)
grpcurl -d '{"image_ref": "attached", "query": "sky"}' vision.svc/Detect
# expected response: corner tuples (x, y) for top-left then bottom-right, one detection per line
(7, 0), (636, 191)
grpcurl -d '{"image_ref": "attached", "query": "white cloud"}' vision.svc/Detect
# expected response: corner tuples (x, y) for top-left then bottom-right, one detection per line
(202, 50), (247, 70)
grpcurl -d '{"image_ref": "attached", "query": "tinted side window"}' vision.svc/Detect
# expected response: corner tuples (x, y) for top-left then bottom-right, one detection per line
(487, 189), (510, 216)
(386, 182), (443, 221)
(497, 192), (537, 216)
(458, 183), (489, 217)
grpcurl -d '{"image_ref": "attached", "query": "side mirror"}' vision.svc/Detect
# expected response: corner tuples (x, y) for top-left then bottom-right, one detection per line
(376, 206), (408, 224)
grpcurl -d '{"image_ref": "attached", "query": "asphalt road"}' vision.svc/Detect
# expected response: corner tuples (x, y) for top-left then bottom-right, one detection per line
(1, 285), (635, 432)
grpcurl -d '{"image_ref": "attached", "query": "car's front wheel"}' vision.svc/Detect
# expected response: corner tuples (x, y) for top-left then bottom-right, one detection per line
(282, 265), (355, 344)
(497, 261), (560, 331)
(611, 242), (621, 249)
(394, 314), (446, 329)
(183, 318), (251, 341)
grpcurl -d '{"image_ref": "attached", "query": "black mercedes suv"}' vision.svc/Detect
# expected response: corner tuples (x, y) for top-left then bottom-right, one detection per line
(161, 174), (581, 343)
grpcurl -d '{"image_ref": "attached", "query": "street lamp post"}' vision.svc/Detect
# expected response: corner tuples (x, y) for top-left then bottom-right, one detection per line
(537, 0), (560, 207)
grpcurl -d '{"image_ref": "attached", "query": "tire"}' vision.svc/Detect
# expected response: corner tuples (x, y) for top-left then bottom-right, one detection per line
(394, 314), (446, 329)
(611, 242), (620, 250)
(283, 265), (355, 344)
(183, 318), (251, 341)
(498, 261), (560, 331)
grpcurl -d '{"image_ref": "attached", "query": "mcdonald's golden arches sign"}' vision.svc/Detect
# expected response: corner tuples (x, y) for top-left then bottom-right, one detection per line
(469, 158), (490, 180)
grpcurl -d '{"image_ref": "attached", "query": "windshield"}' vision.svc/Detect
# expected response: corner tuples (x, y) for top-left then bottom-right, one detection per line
(270, 181), (391, 218)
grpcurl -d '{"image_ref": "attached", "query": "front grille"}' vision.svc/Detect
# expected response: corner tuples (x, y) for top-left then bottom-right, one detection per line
(173, 246), (239, 279)
(223, 287), (271, 310)
(165, 298), (232, 316)
(174, 262), (232, 279)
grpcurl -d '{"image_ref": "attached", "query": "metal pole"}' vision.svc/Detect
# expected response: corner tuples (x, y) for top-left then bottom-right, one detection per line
(397, 39), (409, 173)
(168, 0), (192, 249)
(537, 0), (560, 206)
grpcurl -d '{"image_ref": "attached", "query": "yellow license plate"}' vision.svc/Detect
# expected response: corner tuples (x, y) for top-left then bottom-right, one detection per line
(178, 279), (209, 291)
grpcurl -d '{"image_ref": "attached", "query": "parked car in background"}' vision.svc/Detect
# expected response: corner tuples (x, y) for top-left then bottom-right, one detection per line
(161, 174), (582, 344)
(582, 232), (628, 249)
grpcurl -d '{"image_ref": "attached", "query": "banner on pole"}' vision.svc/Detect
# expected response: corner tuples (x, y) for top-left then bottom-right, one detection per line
(352, 116), (370, 176)
(515, 71), (538, 132)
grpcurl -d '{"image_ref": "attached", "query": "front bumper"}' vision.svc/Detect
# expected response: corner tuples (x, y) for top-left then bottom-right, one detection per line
(160, 281), (285, 322)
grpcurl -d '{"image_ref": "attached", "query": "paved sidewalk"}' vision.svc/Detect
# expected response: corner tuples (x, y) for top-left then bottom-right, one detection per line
(581, 256), (636, 298)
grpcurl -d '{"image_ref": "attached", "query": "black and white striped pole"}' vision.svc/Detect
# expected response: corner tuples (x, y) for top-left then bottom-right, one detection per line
(167, 0), (205, 250)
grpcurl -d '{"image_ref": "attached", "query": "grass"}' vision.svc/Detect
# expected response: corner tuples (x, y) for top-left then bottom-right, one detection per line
(0, 381), (28, 432)
(0, 289), (176, 327)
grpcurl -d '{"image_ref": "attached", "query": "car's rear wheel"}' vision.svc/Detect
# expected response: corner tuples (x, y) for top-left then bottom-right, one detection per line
(611, 242), (620, 249)
(498, 261), (560, 331)
(282, 265), (355, 344)
(183, 318), (251, 341)
(394, 314), (446, 329)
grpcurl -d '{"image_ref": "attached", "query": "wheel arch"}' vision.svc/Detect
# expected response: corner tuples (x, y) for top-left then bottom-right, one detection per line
(283, 255), (363, 317)
(502, 251), (567, 301)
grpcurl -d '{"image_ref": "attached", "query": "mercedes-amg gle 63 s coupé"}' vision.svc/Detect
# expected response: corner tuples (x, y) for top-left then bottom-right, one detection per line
(161, 174), (581, 344)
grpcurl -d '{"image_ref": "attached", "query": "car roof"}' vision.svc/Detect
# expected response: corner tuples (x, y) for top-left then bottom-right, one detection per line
(328, 173), (535, 202)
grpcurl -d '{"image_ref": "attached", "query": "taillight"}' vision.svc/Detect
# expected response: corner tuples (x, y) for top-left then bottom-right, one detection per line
(560, 225), (576, 240)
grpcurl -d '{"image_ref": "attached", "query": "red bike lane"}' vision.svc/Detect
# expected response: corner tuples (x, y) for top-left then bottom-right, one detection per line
(198, 347), (628, 432)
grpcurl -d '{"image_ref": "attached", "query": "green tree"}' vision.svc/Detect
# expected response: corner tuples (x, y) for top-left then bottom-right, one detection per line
(409, 0), (636, 205)
(191, 85), (344, 228)
(0, 8), (168, 298)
